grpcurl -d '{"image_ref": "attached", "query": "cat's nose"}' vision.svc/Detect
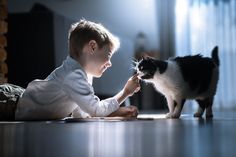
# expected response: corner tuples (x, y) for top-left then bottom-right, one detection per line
(136, 71), (142, 79)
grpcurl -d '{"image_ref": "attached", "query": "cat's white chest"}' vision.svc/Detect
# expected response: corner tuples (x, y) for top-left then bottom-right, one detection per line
(153, 76), (178, 98)
(151, 62), (184, 98)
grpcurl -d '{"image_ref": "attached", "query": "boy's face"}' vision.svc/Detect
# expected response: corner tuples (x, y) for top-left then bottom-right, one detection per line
(87, 43), (113, 78)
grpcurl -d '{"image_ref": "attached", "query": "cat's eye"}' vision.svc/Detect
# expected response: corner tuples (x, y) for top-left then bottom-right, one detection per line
(140, 66), (143, 70)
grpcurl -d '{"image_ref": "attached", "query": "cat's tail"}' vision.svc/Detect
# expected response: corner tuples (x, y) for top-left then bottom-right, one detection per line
(211, 46), (220, 66)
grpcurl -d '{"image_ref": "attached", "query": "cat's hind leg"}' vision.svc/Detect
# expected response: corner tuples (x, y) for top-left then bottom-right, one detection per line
(205, 97), (214, 118)
(194, 99), (206, 117)
(194, 98), (213, 118)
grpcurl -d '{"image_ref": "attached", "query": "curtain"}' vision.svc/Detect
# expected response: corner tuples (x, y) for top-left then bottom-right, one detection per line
(175, 0), (236, 111)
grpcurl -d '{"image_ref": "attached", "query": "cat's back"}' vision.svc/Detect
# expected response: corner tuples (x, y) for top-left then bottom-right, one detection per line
(172, 54), (219, 95)
(172, 54), (218, 80)
(173, 54), (215, 68)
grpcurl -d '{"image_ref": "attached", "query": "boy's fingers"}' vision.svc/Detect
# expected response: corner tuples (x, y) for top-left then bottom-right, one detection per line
(126, 106), (135, 112)
(131, 73), (139, 79)
(128, 107), (134, 112)
(132, 74), (140, 83)
(124, 106), (138, 117)
(135, 86), (140, 93)
(129, 106), (138, 112)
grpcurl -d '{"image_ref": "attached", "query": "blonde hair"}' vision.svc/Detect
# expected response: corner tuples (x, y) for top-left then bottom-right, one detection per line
(68, 19), (120, 58)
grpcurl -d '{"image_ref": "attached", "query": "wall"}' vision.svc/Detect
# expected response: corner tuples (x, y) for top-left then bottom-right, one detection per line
(8, 0), (159, 95)
(8, 0), (158, 50)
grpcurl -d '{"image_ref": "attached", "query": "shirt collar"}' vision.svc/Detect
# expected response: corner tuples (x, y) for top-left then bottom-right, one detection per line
(65, 56), (88, 80)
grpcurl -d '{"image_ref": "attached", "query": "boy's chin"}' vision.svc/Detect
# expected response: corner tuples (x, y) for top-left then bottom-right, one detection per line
(93, 72), (103, 78)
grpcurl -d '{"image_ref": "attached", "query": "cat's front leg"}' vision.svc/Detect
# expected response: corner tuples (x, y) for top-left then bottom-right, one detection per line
(165, 96), (175, 118)
(171, 99), (185, 118)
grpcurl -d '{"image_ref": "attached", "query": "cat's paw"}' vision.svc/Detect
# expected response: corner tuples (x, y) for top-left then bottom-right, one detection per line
(166, 113), (180, 119)
(165, 112), (173, 118)
(194, 112), (203, 117)
(171, 113), (181, 119)
(205, 114), (213, 118)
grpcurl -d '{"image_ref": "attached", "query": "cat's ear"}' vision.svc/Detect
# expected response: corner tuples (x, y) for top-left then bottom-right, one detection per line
(142, 54), (151, 60)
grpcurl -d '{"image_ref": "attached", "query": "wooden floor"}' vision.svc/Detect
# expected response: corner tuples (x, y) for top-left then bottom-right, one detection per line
(1, 111), (236, 157)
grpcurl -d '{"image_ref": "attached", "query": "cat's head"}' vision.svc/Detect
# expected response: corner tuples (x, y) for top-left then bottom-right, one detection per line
(135, 57), (157, 80)
(134, 56), (168, 80)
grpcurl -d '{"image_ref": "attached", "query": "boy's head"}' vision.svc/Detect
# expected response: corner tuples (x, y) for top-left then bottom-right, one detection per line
(68, 19), (120, 59)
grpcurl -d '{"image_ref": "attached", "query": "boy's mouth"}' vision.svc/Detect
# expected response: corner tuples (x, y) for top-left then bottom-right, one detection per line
(103, 65), (109, 70)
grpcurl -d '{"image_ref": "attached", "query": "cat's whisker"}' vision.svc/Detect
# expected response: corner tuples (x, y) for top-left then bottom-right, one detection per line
(130, 63), (135, 69)
(129, 66), (135, 71)
(131, 57), (138, 62)
(130, 60), (139, 72)
(131, 58), (139, 63)
(131, 63), (137, 68)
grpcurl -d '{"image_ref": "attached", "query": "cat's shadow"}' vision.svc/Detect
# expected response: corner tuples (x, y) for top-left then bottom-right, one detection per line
(196, 117), (213, 126)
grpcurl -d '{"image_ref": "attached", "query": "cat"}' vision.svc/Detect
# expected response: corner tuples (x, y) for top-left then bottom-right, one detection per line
(135, 46), (219, 118)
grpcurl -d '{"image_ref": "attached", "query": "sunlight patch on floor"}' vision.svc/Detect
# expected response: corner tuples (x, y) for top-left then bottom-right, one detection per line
(137, 114), (166, 119)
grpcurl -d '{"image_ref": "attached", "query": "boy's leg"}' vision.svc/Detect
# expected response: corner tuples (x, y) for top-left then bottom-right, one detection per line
(0, 84), (25, 120)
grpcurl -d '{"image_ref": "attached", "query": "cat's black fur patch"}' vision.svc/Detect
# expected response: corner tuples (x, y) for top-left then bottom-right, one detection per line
(172, 46), (219, 94)
(137, 58), (157, 79)
(154, 60), (168, 74)
(138, 57), (168, 79)
(173, 54), (217, 94)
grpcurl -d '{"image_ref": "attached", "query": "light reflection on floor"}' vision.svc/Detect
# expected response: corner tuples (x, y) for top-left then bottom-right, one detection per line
(0, 111), (236, 157)
(137, 113), (166, 119)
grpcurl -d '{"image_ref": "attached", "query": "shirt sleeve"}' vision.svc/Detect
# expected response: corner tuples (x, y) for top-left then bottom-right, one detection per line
(63, 69), (119, 117)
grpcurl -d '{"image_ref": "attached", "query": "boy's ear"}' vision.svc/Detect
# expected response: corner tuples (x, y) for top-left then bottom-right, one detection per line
(88, 40), (97, 53)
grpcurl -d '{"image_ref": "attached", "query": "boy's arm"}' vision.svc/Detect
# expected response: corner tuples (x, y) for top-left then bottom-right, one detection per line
(114, 74), (140, 105)
(114, 89), (129, 105)
(109, 74), (140, 117)
(64, 70), (120, 117)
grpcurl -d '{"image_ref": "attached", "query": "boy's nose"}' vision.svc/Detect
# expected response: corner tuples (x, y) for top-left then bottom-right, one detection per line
(106, 60), (112, 67)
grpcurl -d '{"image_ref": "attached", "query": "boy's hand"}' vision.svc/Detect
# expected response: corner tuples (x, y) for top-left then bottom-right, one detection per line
(123, 74), (141, 97)
(108, 106), (138, 117)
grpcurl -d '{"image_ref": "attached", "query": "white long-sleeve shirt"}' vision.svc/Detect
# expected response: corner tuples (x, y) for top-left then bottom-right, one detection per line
(15, 56), (119, 120)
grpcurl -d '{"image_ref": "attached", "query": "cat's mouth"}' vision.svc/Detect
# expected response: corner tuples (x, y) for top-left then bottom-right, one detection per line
(136, 70), (144, 79)
(141, 73), (153, 79)
(137, 71), (153, 79)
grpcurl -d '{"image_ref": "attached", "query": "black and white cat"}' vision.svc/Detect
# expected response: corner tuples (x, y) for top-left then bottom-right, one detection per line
(135, 46), (219, 118)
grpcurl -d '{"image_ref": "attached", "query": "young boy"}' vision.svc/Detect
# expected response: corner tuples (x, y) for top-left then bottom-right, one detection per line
(0, 19), (140, 120)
